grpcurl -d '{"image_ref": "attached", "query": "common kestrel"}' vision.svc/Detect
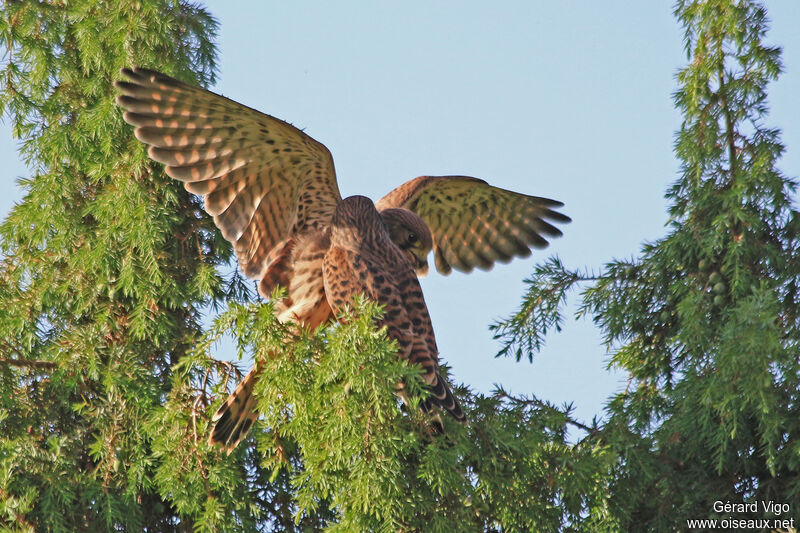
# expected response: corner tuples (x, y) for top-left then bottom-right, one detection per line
(114, 67), (570, 452)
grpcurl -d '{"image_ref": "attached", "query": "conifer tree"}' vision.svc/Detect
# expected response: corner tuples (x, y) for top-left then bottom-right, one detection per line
(493, 0), (800, 529)
(0, 1), (256, 530)
(4, 0), (795, 531)
(0, 1), (612, 531)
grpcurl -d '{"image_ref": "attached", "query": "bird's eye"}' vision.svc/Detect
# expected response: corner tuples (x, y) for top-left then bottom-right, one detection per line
(407, 232), (418, 244)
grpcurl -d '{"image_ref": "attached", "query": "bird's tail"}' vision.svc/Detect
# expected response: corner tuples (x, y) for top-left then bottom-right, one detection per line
(398, 370), (465, 434)
(425, 371), (466, 423)
(208, 367), (260, 454)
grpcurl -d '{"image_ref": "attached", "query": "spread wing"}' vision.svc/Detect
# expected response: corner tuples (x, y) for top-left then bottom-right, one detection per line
(114, 67), (341, 280)
(376, 176), (571, 275)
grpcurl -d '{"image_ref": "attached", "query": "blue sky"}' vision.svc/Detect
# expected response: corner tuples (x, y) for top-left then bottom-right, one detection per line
(1, 2), (798, 426)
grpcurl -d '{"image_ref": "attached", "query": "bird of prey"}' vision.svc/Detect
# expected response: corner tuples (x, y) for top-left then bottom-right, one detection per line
(114, 67), (570, 452)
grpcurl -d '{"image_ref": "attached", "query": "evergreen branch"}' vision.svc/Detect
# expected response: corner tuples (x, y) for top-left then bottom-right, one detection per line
(0, 487), (34, 530)
(494, 389), (600, 437)
(491, 256), (595, 362)
(718, 64), (738, 185)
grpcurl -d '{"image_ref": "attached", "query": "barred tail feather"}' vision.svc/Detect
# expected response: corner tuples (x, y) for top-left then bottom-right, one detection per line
(399, 371), (466, 434)
(419, 400), (445, 434)
(208, 367), (260, 454)
(428, 372), (466, 422)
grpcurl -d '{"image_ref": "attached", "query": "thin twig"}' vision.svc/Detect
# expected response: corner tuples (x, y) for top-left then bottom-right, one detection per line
(0, 358), (57, 369)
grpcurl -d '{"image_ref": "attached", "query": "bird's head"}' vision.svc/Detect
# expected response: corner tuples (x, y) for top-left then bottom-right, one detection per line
(380, 208), (433, 277)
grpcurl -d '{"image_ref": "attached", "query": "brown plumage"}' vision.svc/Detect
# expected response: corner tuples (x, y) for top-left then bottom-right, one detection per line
(114, 67), (569, 452)
(324, 196), (463, 421)
(376, 176), (571, 275)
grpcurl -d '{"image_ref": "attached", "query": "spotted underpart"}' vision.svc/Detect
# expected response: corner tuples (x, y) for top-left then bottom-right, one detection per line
(324, 196), (464, 422)
(115, 68), (570, 453)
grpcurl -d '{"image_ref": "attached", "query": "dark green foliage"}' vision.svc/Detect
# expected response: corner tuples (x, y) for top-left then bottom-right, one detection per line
(0, 1), (243, 530)
(493, 0), (800, 530)
(173, 300), (615, 532)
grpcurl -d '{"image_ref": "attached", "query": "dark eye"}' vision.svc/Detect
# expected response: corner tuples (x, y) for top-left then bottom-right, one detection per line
(407, 232), (418, 244)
